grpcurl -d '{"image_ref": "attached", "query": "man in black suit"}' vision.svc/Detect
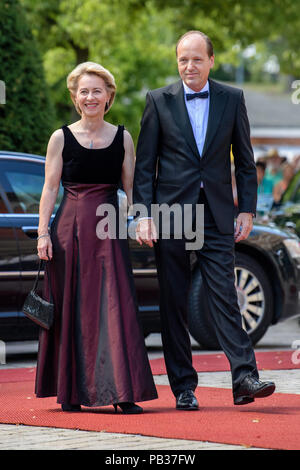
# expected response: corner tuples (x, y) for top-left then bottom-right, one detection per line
(133, 31), (275, 409)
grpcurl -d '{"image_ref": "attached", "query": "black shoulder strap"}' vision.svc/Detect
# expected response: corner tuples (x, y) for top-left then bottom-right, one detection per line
(117, 124), (125, 146)
(61, 125), (69, 140)
(33, 259), (44, 292)
(33, 259), (51, 293)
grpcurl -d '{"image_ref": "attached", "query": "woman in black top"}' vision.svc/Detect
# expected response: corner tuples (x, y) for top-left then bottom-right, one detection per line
(35, 62), (157, 413)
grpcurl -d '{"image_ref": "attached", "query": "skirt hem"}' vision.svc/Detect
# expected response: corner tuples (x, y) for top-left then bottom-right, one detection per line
(35, 392), (159, 407)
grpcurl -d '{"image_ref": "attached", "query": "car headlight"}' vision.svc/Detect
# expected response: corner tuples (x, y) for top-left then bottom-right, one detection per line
(283, 239), (300, 261)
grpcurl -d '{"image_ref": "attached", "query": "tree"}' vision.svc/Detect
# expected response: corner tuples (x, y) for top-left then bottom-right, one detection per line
(152, 0), (300, 76)
(0, 0), (55, 154)
(21, 0), (177, 141)
(19, 0), (300, 144)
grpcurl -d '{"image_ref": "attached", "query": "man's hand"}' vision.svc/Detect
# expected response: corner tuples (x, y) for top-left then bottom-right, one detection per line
(234, 213), (253, 243)
(136, 218), (158, 247)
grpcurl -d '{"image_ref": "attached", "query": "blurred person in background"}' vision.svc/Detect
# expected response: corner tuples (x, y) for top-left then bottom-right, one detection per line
(260, 148), (284, 195)
(291, 154), (300, 173)
(256, 161), (267, 194)
(273, 162), (295, 203)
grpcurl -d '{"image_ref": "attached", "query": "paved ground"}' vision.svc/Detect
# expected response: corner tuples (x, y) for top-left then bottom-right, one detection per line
(0, 317), (299, 450)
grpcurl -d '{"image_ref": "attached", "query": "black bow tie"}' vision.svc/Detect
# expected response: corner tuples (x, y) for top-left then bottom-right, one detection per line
(186, 91), (209, 101)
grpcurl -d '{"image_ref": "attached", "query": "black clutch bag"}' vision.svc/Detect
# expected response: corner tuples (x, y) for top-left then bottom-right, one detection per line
(22, 259), (54, 330)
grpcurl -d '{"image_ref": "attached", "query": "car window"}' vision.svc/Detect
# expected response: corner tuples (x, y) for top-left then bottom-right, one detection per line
(0, 158), (63, 214)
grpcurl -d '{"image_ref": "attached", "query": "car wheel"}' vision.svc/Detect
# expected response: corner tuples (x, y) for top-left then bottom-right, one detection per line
(188, 252), (273, 349)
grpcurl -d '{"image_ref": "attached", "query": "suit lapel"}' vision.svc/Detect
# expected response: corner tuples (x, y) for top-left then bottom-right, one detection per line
(164, 81), (201, 162)
(201, 79), (229, 159)
(165, 79), (229, 162)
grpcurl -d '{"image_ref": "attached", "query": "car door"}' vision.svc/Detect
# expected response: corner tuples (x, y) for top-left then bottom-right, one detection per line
(0, 156), (63, 317)
(0, 178), (22, 333)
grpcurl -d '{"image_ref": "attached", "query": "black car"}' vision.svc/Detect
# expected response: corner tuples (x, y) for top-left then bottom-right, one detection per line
(0, 151), (300, 349)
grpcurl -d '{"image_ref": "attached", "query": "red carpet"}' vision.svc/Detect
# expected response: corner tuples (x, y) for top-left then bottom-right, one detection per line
(0, 377), (300, 449)
(0, 350), (297, 385)
(0, 351), (299, 450)
(0, 367), (36, 383)
(150, 350), (300, 375)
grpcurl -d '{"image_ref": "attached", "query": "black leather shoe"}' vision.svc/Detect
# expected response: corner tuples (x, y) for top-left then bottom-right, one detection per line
(176, 390), (199, 410)
(233, 375), (275, 405)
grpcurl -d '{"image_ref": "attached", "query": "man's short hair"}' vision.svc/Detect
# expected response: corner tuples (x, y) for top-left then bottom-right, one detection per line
(176, 31), (214, 58)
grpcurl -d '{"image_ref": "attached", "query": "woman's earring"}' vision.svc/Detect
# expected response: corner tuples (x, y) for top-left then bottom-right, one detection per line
(105, 102), (109, 111)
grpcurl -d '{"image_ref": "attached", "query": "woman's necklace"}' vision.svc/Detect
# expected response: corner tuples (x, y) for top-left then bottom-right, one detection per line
(78, 122), (105, 148)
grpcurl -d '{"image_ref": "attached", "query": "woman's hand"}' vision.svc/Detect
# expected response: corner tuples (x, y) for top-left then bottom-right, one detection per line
(37, 235), (53, 261)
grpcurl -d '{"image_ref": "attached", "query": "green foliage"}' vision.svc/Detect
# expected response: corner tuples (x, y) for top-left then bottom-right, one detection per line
(16, 0), (300, 145)
(153, 0), (300, 76)
(21, 0), (178, 142)
(0, 0), (55, 154)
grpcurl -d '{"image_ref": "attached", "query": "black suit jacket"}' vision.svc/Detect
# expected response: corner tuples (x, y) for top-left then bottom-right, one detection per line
(133, 78), (257, 234)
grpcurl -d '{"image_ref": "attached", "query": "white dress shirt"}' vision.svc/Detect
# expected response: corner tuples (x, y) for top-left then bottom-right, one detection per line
(183, 80), (209, 189)
(182, 80), (210, 158)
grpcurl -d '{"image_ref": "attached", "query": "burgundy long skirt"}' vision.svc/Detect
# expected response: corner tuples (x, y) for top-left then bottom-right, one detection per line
(35, 183), (158, 407)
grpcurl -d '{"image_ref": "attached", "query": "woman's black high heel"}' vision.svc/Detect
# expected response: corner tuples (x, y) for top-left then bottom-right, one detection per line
(113, 402), (143, 414)
(61, 404), (82, 412)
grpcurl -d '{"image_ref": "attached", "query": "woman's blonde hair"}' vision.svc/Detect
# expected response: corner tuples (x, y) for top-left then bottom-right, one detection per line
(67, 61), (116, 115)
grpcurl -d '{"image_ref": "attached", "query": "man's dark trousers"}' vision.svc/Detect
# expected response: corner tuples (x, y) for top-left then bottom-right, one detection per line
(154, 189), (258, 397)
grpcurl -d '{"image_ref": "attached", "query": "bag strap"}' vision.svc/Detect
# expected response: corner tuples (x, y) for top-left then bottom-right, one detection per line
(32, 259), (43, 291)
(32, 259), (50, 292)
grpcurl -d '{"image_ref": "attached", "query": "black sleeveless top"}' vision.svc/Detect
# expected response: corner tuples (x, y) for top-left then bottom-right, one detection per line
(61, 125), (125, 184)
